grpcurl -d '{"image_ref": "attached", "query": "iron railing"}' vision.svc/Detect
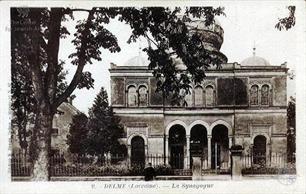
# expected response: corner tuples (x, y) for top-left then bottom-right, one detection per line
(11, 152), (296, 177)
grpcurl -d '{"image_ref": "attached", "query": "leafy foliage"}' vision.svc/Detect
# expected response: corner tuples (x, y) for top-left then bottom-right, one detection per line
(11, 55), (36, 151)
(66, 113), (89, 154)
(117, 7), (225, 104)
(86, 87), (125, 155)
(67, 87), (125, 156)
(275, 6), (296, 31)
(11, 8), (68, 154)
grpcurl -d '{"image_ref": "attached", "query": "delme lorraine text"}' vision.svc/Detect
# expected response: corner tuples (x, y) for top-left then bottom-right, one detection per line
(101, 183), (214, 190)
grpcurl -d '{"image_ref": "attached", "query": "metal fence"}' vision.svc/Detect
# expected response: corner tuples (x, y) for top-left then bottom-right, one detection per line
(242, 153), (295, 168)
(241, 153), (296, 174)
(11, 152), (192, 177)
(11, 152), (295, 177)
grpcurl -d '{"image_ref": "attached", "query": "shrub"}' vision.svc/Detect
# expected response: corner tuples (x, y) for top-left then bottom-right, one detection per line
(242, 167), (296, 175)
(154, 164), (174, 175)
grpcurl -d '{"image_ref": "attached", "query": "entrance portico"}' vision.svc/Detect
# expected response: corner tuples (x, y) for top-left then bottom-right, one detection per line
(165, 120), (233, 170)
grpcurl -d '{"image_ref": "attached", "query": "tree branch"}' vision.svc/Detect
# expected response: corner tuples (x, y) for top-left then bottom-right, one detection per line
(52, 9), (95, 110)
(144, 32), (158, 48)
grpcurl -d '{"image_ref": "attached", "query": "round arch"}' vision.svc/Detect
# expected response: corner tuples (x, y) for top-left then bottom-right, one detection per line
(127, 133), (148, 146)
(209, 120), (233, 136)
(166, 120), (188, 136)
(126, 84), (137, 90)
(188, 120), (210, 136)
(130, 135), (146, 168)
(251, 133), (271, 145)
(137, 83), (148, 90)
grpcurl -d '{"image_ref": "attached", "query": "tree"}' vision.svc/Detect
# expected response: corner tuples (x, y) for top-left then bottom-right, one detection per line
(86, 87), (124, 156)
(11, 25), (68, 161)
(66, 113), (88, 154)
(11, 50), (36, 160)
(11, 7), (224, 180)
(66, 87), (125, 157)
(287, 96), (296, 162)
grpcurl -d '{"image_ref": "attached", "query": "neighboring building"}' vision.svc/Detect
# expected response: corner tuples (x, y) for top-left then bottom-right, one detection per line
(109, 19), (288, 170)
(51, 101), (80, 154)
(12, 101), (80, 154)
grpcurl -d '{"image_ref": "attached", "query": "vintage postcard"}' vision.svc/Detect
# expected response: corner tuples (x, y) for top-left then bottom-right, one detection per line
(0, 1), (305, 194)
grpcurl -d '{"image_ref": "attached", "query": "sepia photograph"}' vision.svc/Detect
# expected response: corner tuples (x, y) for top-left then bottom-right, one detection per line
(1, 1), (306, 194)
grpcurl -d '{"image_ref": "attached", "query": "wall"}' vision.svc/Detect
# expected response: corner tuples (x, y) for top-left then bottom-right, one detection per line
(272, 76), (287, 107)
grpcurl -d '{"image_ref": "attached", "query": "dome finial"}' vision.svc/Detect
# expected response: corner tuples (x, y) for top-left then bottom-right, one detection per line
(138, 38), (142, 57)
(253, 41), (256, 56)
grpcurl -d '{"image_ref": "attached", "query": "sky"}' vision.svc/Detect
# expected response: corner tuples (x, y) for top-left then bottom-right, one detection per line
(58, 4), (301, 114)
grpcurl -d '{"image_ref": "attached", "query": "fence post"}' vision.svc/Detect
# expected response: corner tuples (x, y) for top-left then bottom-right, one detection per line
(230, 145), (243, 180)
(192, 156), (202, 180)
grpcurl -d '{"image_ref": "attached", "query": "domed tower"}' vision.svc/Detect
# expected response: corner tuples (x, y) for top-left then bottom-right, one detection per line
(185, 18), (228, 64)
(122, 17), (228, 68)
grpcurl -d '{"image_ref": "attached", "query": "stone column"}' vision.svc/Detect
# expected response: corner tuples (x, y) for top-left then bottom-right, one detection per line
(186, 135), (190, 169)
(127, 144), (131, 167)
(266, 143), (271, 167)
(230, 146), (243, 180)
(228, 136), (233, 168)
(165, 135), (169, 165)
(207, 136), (212, 169)
(145, 145), (148, 165)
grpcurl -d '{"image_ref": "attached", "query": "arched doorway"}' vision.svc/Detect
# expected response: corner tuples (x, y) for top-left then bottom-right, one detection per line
(131, 136), (145, 168)
(190, 125), (207, 168)
(211, 125), (229, 169)
(253, 135), (267, 166)
(169, 125), (186, 169)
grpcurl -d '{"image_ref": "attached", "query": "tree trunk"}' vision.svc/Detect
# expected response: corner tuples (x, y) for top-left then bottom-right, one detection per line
(30, 104), (53, 181)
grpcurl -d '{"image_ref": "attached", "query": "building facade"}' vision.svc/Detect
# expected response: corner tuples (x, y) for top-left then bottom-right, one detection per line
(109, 19), (288, 170)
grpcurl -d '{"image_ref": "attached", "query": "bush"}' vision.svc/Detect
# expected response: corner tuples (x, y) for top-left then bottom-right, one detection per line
(51, 163), (146, 176)
(154, 165), (174, 175)
(242, 167), (296, 175)
(127, 165), (144, 176)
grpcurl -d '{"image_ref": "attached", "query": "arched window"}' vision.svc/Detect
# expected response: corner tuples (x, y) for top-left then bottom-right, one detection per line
(205, 85), (214, 106)
(180, 88), (192, 107)
(128, 85), (137, 107)
(138, 85), (148, 106)
(194, 86), (203, 107)
(261, 85), (269, 105)
(250, 85), (259, 105)
(184, 89), (193, 107)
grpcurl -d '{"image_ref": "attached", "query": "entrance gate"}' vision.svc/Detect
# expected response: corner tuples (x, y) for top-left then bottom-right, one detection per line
(253, 135), (267, 166)
(131, 136), (145, 168)
(169, 124), (186, 169)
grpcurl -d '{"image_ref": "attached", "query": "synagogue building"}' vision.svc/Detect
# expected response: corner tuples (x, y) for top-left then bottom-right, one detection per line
(109, 18), (288, 170)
